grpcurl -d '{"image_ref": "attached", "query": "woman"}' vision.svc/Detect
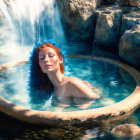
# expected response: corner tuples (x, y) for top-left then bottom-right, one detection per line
(29, 40), (100, 109)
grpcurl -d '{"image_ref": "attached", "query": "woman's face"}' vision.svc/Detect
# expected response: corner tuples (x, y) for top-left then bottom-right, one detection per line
(38, 47), (63, 74)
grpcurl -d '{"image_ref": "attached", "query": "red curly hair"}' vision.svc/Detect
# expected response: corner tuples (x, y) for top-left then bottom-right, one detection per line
(35, 43), (64, 91)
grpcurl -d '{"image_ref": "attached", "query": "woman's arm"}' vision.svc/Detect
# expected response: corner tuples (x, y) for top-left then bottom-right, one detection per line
(69, 77), (100, 99)
(83, 81), (100, 93)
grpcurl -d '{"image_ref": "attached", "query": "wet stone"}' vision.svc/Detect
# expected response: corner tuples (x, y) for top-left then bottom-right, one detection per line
(111, 124), (140, 138)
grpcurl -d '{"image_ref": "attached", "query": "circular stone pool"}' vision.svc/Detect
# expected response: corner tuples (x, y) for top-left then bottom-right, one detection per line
(0, 55), (140, 126)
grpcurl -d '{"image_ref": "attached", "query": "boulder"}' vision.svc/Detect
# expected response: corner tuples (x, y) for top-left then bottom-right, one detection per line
(120, 6), (139, 14)
(111, 124), (140, 138)
(116, 0), (140, 7)
(121, 11), (140, 35)
(130, 0), (140, 8)
(119, 24), (140, 66)
(94, 6), (122, 49)
(56, 0), (102, 41)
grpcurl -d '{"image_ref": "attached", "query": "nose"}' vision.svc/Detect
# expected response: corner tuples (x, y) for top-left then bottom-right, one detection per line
(44, 55), (49, 62)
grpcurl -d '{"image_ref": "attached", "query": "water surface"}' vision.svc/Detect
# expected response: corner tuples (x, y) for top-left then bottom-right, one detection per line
(0, 57), (136, 112)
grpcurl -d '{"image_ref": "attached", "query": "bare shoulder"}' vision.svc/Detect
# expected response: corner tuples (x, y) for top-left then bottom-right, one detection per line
(68, 76), (91, 91)
(67, 76), (100, 99)
(68, 76), (84, 85)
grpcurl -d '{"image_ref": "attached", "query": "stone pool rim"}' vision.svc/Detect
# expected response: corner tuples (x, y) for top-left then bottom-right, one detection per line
(0, 55), (140, 126)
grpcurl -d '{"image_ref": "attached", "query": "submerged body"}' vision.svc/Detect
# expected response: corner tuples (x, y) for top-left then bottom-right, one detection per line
(53, 76), (100, 109)
(38, 44), (100, 108)
(29, 41), (100, 110)
(54, 76), (99, 99)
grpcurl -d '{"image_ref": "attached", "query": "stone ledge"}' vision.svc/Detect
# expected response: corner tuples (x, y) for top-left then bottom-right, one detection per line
(0, 56), (139, 126)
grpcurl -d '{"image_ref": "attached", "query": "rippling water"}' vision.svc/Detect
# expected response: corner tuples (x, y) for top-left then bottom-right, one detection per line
(0, 42), (139, 139)
(0, 56), (136, 112)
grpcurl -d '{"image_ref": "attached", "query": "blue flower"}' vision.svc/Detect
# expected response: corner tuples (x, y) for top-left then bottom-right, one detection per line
(34, 39), (66, 61)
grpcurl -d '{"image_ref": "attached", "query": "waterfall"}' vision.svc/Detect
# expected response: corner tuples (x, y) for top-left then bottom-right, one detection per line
(0, 0), (66, 63)
(0, 0), (66, 46)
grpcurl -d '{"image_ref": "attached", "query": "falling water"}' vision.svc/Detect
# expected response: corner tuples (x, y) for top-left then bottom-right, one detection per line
(0, 0), (66, 62)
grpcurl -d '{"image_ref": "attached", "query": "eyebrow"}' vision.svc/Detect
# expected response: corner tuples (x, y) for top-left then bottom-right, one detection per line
(39, 52), (55, 56)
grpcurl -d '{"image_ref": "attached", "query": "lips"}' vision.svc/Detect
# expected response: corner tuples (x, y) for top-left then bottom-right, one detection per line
(45, 64), (52, 68)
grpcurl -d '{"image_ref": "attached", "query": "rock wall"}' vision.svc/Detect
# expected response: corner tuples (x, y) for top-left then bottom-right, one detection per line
(121, 11), (140, 35)
(56, 0), (140, 66)
(120, 0), (140, 7)
(56, 0), (102, 41)
(130, 0), (140, 8)
(119, 24), (140, 66)
(120, 12), (140, 66)
(0, 0), (140, 66)
(94, 6), (122, 49)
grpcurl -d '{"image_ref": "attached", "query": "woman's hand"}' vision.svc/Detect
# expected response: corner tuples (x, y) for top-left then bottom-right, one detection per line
(83, 81), (93, 88)
(69, 77), (100, 99)
(83, 81), (100, 94)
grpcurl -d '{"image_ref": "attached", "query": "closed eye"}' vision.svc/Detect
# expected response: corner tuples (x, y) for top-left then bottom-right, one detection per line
(39, 56), (45, 60)
(49, 55), (54, 57)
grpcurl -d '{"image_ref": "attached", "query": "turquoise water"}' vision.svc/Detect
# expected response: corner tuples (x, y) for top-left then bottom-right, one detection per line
(0, 0), (139, 138)
(0, 42), (139, 140)
(0, 57), (136, 112)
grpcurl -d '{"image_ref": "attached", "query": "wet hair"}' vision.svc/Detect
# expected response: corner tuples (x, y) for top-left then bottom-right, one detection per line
(28, 40), (64, 96)
(37, 43), (64, 74)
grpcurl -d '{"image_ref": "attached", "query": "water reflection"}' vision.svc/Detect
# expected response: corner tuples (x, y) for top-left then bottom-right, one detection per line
(0, 57), (136, 112)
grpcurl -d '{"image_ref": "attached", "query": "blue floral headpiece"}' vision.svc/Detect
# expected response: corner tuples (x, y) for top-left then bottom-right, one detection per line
(34, 39), (66, 60)
(30, 39), (66, 66)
